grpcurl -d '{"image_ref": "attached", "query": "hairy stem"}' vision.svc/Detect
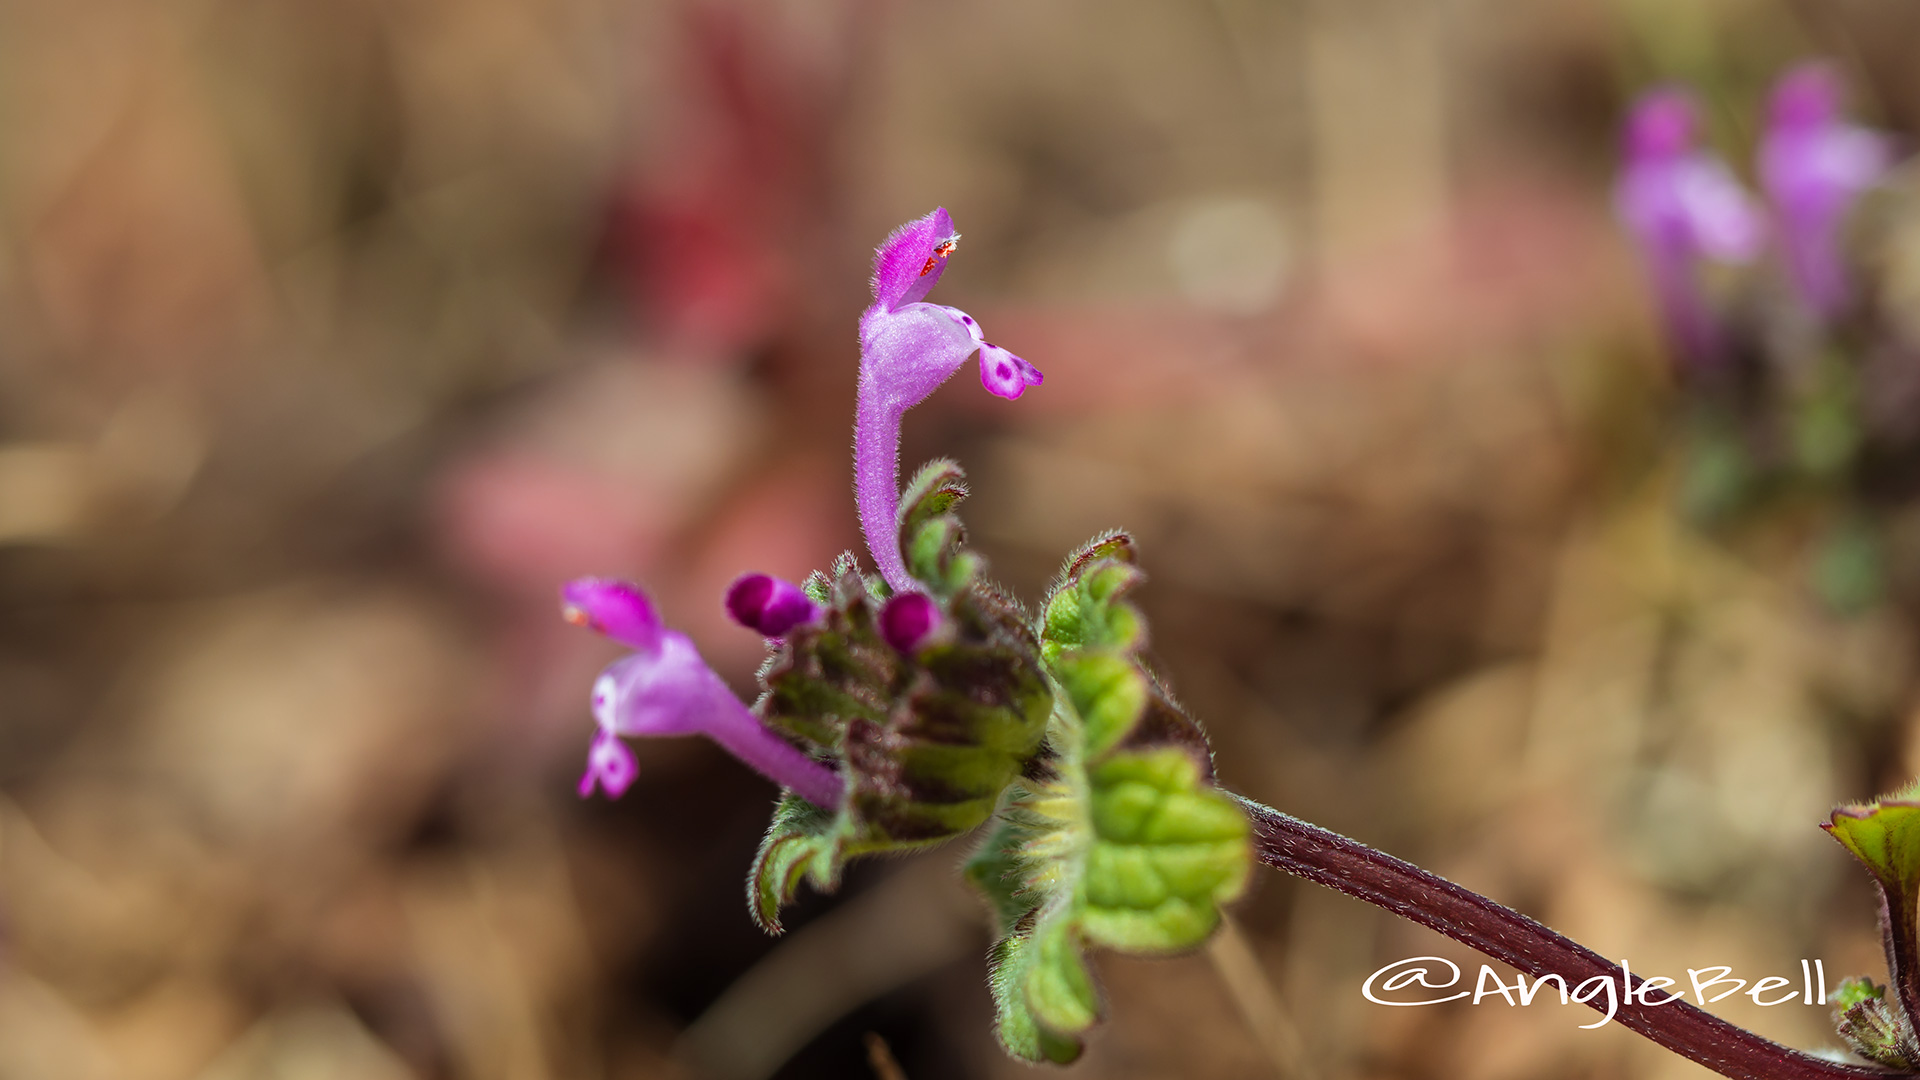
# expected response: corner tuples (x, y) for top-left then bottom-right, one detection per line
(1237, 797), (1900, 1080)
(854, 385), (910, 593)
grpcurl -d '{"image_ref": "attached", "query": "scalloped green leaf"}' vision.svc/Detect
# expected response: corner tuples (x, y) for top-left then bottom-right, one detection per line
(971, 775), (1095, 1064)
(969, 736), (1249, 1061)
(899, 459), (968, 545)
(899, 460), (981, 597)
(987, 914), (1090, 1064)
(1040, 552), (1146, 663)
(1057, 529), (1136, 585)
(906, 516), (981, 596)
(1054, 650), (1148, 758)
(1028, 917), (1100, 1031)
(749, 793), (848, 933)
(965, 815), (1035, 933)
(967, 529), (1250, 1064)
(1079, 747), (1249, 950)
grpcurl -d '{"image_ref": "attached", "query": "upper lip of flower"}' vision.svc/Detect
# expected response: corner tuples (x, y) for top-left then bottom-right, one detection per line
(562, 576), (663, 651)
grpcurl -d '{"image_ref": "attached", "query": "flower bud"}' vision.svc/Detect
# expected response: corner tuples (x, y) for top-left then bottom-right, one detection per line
(879, 591), (944, 653)
(726, 573), (821, 636)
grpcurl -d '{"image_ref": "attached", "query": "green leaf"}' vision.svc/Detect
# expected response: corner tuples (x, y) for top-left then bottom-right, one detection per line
(1827, 785), (1920, 914)
(986, 918), (1090, 1064)
(965, 529), (1251, 1063)
(907, 516), (982, 596)
(1039, 544), (1146, 664)
(748, 793), (847, 933)
(965, 815), (1036, 934)
(899, 459), (981, 597)
(1028, 918), (1101, 1031)
(899, 459), (968, 551)
(1828, 782), (1920, 1047)
(1080, 748), (1250, 950)
(1054, 651), (1148, 757)
(969, 735), (1249, 1060)
(971, 768), (1097, 1063)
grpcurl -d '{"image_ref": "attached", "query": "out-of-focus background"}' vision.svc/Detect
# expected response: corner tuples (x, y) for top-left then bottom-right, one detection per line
(7, 1), (1920, 1078)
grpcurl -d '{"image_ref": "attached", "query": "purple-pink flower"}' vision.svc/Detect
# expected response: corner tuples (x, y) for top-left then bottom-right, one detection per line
(1760, 63), (1889, 319)
(563, 578), (842, 807)
(856, 209), (1042, 592)
(1615, 88), (1766, 365)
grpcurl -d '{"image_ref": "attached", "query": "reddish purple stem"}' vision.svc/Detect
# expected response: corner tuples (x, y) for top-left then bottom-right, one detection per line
(1238, 797), (1903, 1080)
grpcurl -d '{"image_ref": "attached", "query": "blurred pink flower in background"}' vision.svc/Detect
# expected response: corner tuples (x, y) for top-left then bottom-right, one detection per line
(1616, 88), (1766, 367)
(1760, 63), (1890, 319)
(608, 2), (868, 357)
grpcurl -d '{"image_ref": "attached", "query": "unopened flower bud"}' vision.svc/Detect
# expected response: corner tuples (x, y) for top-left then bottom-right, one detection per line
(726, 572), (821, 636)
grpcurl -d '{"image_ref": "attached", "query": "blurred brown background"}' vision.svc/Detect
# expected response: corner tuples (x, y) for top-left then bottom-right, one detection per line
(6, 1), (1920, 1078)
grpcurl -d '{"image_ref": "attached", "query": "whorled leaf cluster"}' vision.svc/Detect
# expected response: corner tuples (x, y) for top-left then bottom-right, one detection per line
(743, 459), (1252, 1059)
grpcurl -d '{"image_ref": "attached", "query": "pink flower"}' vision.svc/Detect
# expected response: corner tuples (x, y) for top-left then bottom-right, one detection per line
(1760, 63), (1889, 319)
(855, 209), (1042, 591)
(1615, 89), (1765, 366)
(563, 577), (841, 806)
